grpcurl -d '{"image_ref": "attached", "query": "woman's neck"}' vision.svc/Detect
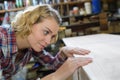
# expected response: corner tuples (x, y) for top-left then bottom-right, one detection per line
(16, 35), (30, 50)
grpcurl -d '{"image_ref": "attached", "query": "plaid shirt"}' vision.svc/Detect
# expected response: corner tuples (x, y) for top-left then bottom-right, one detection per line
(0, 25), (66, 79)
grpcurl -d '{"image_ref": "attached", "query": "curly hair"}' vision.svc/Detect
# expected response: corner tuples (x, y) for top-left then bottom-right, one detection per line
(11, 4), (62, 37)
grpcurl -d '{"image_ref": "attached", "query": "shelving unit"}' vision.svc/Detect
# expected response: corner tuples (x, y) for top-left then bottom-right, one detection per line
(0, 0), (110, 33)
(0, 0), (103, 37)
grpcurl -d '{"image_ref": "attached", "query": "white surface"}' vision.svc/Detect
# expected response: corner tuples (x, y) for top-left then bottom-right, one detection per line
(63, 34), (120, 80)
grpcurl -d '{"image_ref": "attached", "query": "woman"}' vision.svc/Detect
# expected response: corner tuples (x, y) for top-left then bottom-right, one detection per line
(0, 4), (92, 80)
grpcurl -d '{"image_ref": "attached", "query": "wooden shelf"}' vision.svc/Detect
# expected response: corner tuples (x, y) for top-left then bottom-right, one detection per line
(61, 14), (95, 19)
(0, 7), (25, 13)
(66, 21), (100, 32)
(0, 10), (5, 13)
(50, 0), (91, 6)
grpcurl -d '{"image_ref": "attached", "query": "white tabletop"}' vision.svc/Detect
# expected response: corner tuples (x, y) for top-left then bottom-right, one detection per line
(62, 34), (120, 80)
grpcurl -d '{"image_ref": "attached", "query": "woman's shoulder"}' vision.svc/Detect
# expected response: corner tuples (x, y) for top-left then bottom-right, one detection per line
(0, 24), (15, 45)
(0, 24), (12, 30)
(0, 24), (17, 57)
(0, 24), (14, 36)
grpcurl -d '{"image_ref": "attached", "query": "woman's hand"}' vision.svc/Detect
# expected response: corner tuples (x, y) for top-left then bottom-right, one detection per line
(60, 46), (91, 57)
(53, 57), (93, 80)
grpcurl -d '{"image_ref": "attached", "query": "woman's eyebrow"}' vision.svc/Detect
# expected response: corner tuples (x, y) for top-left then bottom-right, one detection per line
(44, 26), (57, 36)
(45, 26), (53, 33)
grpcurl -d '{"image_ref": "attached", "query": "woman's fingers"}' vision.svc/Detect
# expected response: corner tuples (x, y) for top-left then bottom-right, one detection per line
(61, 47), (91, 57)
(64, 57), (93, 70)
(71, 48), (91, 55)
(73, 57), (93, 67)
(70, 57), (92, 67)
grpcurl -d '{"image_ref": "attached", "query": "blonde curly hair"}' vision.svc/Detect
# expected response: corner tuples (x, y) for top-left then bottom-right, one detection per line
(11, 4), (62, 38)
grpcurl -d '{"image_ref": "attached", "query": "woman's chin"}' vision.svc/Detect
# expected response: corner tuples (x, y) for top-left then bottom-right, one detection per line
(33, 48), (43, 52)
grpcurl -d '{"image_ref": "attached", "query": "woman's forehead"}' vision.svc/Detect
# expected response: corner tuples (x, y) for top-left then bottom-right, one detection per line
(38, 18), (59, 34)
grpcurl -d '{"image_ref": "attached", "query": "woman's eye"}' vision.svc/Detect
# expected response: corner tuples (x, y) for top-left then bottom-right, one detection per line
(44, 30), (49, 35)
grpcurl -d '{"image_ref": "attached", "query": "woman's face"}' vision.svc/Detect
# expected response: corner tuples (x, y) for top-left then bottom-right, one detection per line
(27, 18), (59, 52)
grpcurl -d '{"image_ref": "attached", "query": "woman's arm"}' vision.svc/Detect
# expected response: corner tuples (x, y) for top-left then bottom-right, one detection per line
(32, 49), (67, 70)
(41, 57), (92, 80)
(35, 47), (92, 80)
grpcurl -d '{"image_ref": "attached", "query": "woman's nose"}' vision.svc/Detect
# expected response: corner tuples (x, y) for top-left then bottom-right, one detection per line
(45, 36), (51, 45)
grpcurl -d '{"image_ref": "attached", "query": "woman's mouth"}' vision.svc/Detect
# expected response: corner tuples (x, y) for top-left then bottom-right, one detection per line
(39, 43), (45, 49)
